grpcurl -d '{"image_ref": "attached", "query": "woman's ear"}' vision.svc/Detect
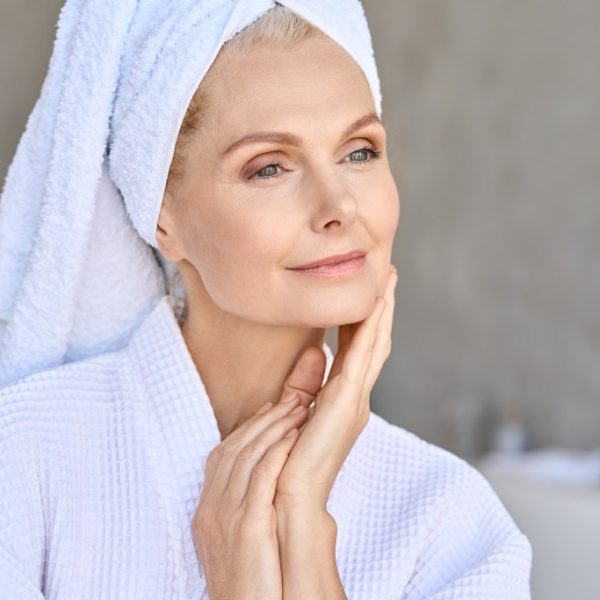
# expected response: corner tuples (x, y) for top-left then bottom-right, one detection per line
(156, 192), (187, 262)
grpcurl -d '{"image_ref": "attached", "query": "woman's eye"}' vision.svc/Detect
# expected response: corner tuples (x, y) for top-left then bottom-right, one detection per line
(347, 146), (382, 163)
(250, 163), (283, 180)
(248, 145), (382, 181)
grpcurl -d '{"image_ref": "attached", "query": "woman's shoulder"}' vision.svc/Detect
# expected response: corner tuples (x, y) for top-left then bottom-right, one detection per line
(357, 410), (489, 496)
(1, 346), (127, 399)
(0, 347), (132, 449)
(0, 297), (174, 423)
(344, 409), (531, 546)
(336, 411), (532, 596)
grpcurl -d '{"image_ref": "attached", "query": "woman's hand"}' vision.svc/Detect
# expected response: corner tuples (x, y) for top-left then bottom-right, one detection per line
(274, 264), (398, 512)
(191, 393), (310, 600)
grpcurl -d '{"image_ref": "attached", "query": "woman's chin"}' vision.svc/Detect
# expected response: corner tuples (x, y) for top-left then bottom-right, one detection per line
(301, 296), (378, 328)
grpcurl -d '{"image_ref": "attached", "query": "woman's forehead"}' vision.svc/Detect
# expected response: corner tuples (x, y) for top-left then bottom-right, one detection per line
(209, 35), (366, 92)
(203, 39), (374, 126)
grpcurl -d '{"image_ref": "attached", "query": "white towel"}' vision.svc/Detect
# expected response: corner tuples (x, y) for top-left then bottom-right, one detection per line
(0, 0), (382, 388)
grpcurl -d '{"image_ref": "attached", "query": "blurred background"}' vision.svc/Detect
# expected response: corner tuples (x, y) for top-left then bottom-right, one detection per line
(1, 1), (598, 598)
(363, 2), (600, 599)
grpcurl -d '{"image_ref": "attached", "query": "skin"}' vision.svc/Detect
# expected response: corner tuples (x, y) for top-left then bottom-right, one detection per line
(192, 269), (397, 600)
(156, 33), (400, 598)
(156, 34), (399, 441)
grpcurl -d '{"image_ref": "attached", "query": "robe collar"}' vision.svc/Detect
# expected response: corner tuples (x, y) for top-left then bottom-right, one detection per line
(125, 294), (373, 593)
(126, 294), (346, 514)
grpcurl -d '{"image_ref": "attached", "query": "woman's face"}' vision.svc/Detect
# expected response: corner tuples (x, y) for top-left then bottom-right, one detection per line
(158, 35), (400, 328)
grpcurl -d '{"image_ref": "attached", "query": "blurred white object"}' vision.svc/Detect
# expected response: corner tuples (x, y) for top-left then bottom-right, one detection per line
(475, 457), (600, 600)
(479, 446), (600, 487)
(491, 401), (527, 455)
(492, 421), (527, 455)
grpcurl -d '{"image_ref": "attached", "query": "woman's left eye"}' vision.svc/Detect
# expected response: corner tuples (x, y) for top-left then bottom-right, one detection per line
(248, 145), (382, 181)
(346, 146), (382, 163)
(249, 162), (285, 180)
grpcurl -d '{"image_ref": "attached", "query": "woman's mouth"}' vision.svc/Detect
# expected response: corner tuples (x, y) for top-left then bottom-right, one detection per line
(287, 254), (366, 278)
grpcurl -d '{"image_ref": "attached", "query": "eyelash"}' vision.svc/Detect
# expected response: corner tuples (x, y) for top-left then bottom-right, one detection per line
(248, 145), (383, 181)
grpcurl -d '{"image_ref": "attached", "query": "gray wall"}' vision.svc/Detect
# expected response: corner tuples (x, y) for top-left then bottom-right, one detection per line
(2, 1), (598, 458)
(0, 1), (64, 163)
(363, 0), (600, 456)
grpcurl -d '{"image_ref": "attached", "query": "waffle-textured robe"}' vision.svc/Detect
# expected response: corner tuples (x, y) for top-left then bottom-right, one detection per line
(0, 295), (532, 599)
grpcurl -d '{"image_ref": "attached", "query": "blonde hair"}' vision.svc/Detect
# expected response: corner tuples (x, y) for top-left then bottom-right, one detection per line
(166, 5), (321, 195)
(164, 4), (323, 324)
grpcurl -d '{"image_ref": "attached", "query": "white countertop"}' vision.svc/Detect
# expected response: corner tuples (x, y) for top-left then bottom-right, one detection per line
(473, 456), (600, 600)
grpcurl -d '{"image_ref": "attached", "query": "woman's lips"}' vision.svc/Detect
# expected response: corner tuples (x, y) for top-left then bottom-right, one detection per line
(288, 254), (366, 277)
(290, 249), (366, 270)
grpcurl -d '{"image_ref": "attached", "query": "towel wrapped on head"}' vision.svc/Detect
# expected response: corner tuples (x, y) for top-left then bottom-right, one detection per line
(0, 0), (382, 388)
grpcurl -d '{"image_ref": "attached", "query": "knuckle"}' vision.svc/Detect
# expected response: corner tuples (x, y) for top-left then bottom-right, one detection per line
(222, 441), (241, 458)
(209, 443), (225, 459)
(251, 461), (272, 481)
(236, 444), (255, 463)
(192, 505), (211, 532)
(205, 449), (220, 469)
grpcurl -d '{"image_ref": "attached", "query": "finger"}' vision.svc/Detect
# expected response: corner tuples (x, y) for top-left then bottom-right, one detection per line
(227, 404), (310, 505)
(341, 295), (387, 386)
(364, 268), (398, 392)
(243, 427), (301, 512)
(331, 268), (396, 383)
(281, 345), (326, 408)
(328, 322), (359, 380)
(344, 267), (398, 385)
(203, 396), (304, 498)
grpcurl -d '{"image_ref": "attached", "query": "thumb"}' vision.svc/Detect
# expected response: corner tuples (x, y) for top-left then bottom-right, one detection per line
(280, 345), (326, 408)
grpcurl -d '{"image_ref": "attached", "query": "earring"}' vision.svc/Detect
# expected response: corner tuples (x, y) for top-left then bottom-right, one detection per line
(167, 267), (188, 327)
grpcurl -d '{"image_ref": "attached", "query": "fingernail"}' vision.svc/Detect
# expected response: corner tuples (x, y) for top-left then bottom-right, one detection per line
(281, 392), (299, 403)
(290, 404), (305, 414)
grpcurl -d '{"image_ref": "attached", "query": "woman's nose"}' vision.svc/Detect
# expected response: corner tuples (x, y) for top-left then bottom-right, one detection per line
(307, 170), (358, 233)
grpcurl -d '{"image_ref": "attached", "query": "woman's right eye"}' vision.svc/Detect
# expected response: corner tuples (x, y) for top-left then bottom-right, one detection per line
(250, 163), (284, 180)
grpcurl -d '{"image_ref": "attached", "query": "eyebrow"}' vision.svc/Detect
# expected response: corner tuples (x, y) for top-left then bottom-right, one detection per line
(221, 111), (383, 157)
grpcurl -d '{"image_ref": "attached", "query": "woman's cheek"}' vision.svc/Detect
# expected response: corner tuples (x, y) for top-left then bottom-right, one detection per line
(382, 181), (400, 238)
(368, 190), (399, 244)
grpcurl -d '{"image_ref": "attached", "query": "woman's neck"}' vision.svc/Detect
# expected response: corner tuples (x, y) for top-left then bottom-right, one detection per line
(180, 293), (326, 441)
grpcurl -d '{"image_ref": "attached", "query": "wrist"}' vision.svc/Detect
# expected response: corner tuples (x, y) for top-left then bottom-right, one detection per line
(275, 506), (345, 600)
(275, 502), (337, 543)
(273, 491), (330, 518)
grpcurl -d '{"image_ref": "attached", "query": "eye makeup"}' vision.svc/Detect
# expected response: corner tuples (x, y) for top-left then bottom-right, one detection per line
(246, 144), (383, 181)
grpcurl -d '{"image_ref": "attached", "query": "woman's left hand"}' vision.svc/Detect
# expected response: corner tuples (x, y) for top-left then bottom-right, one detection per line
(274, 264), (398, 512)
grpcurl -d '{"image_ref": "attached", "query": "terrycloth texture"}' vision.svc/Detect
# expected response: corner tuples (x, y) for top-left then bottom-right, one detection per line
(0, 295), (532, 599)
(0, 0), (382, 388)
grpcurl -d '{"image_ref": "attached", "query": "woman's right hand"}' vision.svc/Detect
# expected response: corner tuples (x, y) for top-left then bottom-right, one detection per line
(191, 392), (311, 600)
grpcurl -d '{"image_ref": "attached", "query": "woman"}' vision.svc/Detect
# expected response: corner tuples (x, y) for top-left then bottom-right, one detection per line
(0, 1), (532, 598)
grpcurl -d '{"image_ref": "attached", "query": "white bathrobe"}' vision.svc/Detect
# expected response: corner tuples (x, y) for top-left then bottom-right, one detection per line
(0, 295), (532, 599)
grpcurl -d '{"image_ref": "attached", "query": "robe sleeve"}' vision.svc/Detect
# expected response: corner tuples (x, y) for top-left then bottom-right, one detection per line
(400, 463), (532, 599)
